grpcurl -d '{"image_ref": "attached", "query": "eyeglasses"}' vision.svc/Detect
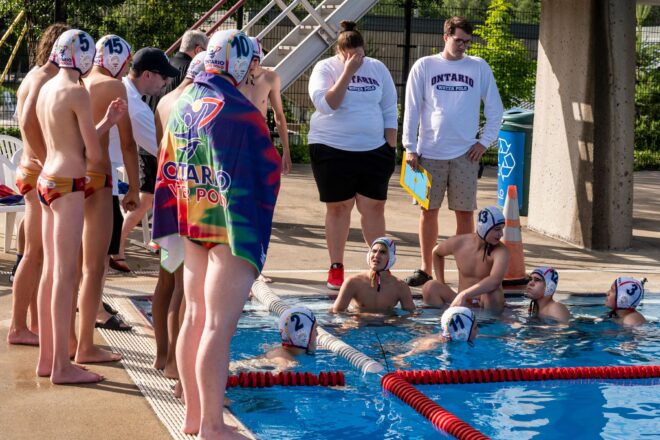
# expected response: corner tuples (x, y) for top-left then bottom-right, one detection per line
(450, 35), (472, 48)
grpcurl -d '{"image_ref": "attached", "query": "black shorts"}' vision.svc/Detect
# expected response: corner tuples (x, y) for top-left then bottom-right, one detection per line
(108, 196), (124, 255)
(139, 152), (158, 194)
(309, 142), (396, 203)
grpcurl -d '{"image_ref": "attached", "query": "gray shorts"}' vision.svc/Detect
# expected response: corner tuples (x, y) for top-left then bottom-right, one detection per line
(419, 153), (479, 211)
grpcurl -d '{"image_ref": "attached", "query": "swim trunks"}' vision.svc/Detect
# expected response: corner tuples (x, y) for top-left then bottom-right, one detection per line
(152, 72), (281, 273)
(16, 166), (41, 195)
(84, 171), (113, 198)
(37, 174), (86, 206)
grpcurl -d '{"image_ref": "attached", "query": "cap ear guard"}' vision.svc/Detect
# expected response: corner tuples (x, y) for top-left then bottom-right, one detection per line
(476, 206), (505, 240)
(279, 307), (317, 352)
(53, 29), (96, 76)
(614, 277), (645, 310)
(531, 267), (558, 297)
(94, 35), (132, 78)
(441, 306), (476, 343)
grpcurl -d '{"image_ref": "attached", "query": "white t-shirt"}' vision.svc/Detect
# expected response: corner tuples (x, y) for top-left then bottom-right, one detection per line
(308, 56), (398, 152)
(108, 77), (159, 194)
(402, 54), (504, 160)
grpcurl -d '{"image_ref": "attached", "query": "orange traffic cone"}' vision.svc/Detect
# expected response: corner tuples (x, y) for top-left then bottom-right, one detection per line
(502, 185), (528, 286)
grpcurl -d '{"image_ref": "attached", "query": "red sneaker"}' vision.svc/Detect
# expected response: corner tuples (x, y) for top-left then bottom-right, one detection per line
(326, 263), (344, 290)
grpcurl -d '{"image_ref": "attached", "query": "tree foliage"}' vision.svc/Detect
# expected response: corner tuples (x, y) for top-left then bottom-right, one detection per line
(471, 0), (536, 108)
(635, 5), (660, 152)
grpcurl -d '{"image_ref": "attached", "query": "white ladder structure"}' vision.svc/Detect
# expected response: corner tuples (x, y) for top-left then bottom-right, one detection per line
(243, 0), (380, 91)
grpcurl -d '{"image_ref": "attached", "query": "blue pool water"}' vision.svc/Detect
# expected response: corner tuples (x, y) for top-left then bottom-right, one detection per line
(228, 296), (659, 439)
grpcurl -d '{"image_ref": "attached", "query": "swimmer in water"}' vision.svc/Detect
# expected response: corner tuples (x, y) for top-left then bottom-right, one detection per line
(525, 267), (570, 323)
(231, 307), (317, 373)
(606, 277), (647, 327)
(393, 306), (478, 365)
(423, 206), (509, 312)
(331, 237), (415, 314)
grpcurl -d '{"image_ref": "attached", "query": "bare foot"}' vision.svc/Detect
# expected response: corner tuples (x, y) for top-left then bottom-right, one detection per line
(198, 425), (249, 439)
(173, 380), (183, 400)
(7, 328), (39, 346)
(75, 346), (122, 363)
(182, 416), (199, 435)
(36, 360), (51, 377)
(163, 362), (179, 379)
(153, 355), (166, 370)
(51, 364), (104, 384)
(257, 273), (272, 283)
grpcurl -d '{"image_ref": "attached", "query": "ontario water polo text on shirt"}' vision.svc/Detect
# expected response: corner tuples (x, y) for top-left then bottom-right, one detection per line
(431, 73), (475, 91)
(161, 161), (231, 208)
(348, 75), (380, 92)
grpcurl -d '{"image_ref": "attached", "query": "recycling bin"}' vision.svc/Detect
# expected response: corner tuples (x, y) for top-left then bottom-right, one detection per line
(497, 108), (534, 216)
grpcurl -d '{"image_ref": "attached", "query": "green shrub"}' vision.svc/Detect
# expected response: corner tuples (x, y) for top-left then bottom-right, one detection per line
(0, 127), (21, 138)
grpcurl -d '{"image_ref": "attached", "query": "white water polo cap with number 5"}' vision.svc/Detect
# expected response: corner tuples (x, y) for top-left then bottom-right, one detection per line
(441, 306), (476, 343)
(613, 277), (645, 310)
(204, 29), (253, 85)
(94, 35), (132, 78)
(53, 29), (96, 76)
(279, 306), (317, 352)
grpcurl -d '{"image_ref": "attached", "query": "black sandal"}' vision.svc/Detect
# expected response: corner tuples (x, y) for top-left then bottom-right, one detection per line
(102, 301), (118, 315)
(95, 315), (132, 331)
(405, 269), (433, 287)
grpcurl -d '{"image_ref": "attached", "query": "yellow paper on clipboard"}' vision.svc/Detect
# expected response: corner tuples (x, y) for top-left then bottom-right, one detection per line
(399, 155), (432, 209)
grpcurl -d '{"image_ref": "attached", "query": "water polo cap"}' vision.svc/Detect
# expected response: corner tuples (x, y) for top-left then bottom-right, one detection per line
(94, 35), (132, 78)
(613, 277), (645, 310)
(279, 306), (317, 352)
(476, 205), (505, 240)
(185, 50), (207, 80)
(531, 266), (559, 297)
(366, 237), (396, 271)
(53, 29), (96, 76)
(441, 306), (476, 343)
(248, 36), (264, 62)
(204, 29), (253, 85)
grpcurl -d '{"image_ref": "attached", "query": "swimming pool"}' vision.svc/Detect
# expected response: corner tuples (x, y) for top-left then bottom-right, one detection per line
(227, 295), (659, 439)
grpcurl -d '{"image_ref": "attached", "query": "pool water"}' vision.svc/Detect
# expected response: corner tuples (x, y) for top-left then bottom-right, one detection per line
(231, 296), (660, 439)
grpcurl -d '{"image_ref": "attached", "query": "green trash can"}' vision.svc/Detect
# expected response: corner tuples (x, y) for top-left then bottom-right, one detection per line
(497, 108), (534, 216)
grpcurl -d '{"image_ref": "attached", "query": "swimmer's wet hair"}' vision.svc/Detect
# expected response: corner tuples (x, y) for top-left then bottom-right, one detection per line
(336, 20), (364, 52)
(36, 23), (70, 66)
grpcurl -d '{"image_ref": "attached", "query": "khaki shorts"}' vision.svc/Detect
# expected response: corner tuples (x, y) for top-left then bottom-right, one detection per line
(419, 153), (479, 211)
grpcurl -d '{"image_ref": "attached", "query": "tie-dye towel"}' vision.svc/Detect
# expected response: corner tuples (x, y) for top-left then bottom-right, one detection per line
(152, 72), (281, 273)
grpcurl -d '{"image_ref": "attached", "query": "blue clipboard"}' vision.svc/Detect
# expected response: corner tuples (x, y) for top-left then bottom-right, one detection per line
(399, 155), (432, 209)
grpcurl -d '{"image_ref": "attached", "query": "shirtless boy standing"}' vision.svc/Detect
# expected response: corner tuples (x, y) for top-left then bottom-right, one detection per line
(423, 206), (509, 312)
(8, 23), (69, 346)
(331, 237), (415, 314)
(36, 29), (123, 384)
(239, 37), (292, 174)
(76, 34), (139, 364)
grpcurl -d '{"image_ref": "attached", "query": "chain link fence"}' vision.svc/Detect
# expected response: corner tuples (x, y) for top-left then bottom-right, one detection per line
(1, 1), (657, 168)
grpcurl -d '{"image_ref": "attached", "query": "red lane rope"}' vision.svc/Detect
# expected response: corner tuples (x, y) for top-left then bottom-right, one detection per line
(226, 371), (345, 388)
(394, 365), (660, 385)
(382, 373), (488, 440)
(383, 365), (659, 440)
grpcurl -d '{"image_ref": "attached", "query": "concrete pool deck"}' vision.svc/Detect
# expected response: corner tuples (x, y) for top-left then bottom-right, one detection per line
(1, 165), (658, 439)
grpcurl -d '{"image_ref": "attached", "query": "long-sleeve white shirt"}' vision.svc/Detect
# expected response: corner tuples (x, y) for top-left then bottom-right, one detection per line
(308, 56), (398, 152)
(402, 54), (504, 160)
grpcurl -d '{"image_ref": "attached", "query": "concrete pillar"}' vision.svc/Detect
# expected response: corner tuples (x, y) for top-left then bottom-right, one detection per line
(527, 0), (636, 249)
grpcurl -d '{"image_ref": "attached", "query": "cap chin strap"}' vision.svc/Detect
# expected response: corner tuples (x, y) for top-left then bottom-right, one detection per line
(529, 299), (539, 317)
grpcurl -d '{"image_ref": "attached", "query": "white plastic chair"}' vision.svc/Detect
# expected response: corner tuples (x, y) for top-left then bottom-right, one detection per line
(0, 135), (23, 161)
(0, 152), (25, 252)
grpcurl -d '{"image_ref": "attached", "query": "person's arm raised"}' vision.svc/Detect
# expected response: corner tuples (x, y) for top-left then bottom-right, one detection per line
(324, 48), (364, 110)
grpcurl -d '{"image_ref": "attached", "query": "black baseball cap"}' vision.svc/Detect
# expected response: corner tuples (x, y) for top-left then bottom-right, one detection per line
(132, 47), (178, 77)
